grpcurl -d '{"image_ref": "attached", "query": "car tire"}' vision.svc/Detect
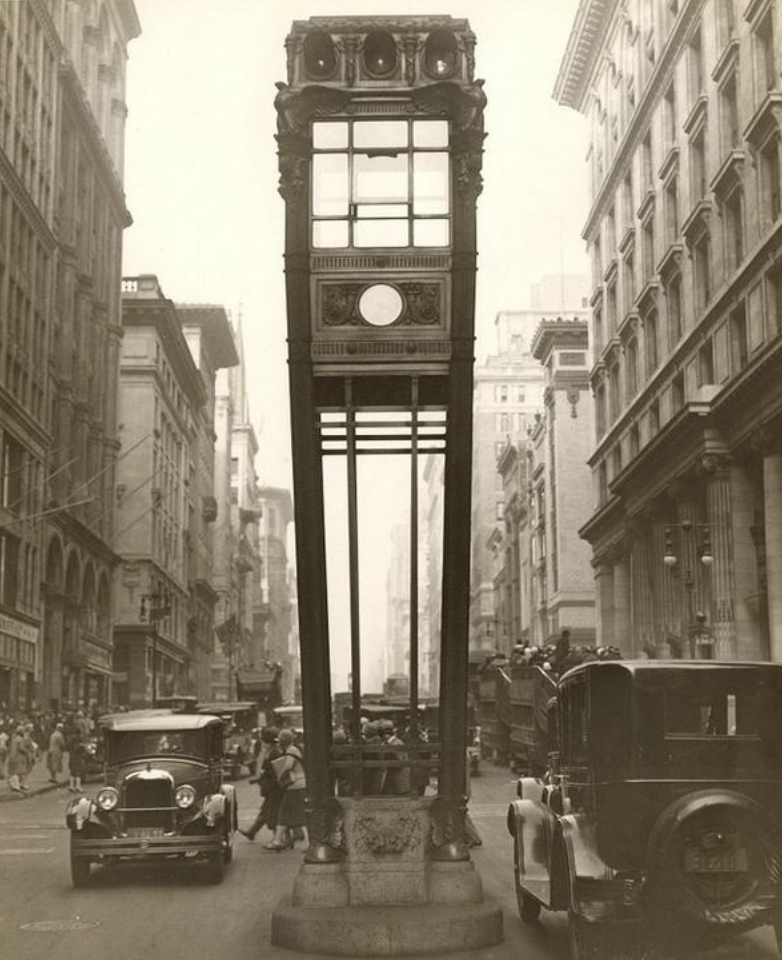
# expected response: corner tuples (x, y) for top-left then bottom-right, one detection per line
(223, 832), (233, 865)
(70, 849), (91, 888)
(206, 849), (224, 884)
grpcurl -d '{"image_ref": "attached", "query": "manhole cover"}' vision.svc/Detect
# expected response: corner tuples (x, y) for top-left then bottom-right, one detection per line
(21, 920), (99, 932)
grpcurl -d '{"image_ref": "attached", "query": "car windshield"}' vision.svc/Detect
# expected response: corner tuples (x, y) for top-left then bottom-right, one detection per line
(106, 729), (207, 763)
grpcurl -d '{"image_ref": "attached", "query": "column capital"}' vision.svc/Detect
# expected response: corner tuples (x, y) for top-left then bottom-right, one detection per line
(699, 452), (732, 476)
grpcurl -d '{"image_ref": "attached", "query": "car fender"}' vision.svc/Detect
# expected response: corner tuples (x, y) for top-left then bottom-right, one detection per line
(508, 795), (554, 907)
(66, 796), (95, 831)
(557, 813), (615, 913)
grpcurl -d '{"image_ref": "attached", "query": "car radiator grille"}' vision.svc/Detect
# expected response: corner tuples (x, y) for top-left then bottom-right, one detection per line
(122, 779), (174, 830)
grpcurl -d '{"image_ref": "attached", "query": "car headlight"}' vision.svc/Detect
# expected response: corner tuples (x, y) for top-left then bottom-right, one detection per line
(175, 785), (197, 809)
(96, 787), (119, 811)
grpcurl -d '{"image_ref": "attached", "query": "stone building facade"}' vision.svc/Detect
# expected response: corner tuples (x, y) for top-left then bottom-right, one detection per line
(113, 275), (208, 706)
(0, 0), (139, 712)
(555, 0), (782, 660)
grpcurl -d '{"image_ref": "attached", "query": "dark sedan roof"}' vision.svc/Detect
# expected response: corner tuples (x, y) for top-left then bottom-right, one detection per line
(560, 659), (782, 682)
(100, 712), (223, 733)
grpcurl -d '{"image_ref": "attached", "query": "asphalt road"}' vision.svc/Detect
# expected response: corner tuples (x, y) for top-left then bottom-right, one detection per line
(0, 765), (778, 960)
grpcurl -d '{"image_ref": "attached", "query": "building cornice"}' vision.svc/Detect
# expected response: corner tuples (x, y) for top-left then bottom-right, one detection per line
(553, 0), (617, 112)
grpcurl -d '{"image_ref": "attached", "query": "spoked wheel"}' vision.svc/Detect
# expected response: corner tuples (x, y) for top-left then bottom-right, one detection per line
(70, 848), (91, 888)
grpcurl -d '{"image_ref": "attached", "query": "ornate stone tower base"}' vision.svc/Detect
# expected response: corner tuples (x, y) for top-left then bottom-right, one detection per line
(271, 798), (503, 956)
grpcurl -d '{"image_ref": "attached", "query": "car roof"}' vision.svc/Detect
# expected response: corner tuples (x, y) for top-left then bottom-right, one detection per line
(560, 659), (782, 682)
(100, 712), (223, 732)
(197, 701), (256, 713)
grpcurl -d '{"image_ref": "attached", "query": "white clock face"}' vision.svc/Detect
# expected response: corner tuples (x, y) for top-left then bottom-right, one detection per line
(358, 284), (404, 326)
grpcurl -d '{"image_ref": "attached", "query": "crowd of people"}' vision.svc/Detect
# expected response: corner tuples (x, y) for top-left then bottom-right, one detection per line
(0, 706), (98, 794)
(506, 629), (624, 679)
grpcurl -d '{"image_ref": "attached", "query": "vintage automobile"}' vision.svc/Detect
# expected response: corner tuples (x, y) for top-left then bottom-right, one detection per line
(197, 701), (258, 779)
(66, 712), (237, 887)
(507, 660), (782, 959)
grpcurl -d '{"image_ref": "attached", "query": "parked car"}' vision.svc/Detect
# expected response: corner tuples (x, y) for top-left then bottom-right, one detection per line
(66, 712), (237, 887)
(507, 660), (782, 959)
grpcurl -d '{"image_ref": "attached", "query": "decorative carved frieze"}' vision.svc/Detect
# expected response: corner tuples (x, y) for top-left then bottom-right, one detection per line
(274, 82), (351, 135)
(354, 812), (423, 855)
(320, 281), (442, 327)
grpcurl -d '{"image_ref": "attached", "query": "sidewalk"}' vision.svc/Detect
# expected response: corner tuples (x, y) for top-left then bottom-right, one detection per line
(0, 754), (75, 803)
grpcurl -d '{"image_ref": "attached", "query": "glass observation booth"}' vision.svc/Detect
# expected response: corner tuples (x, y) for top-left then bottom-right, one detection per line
(277, 15), (486, 862)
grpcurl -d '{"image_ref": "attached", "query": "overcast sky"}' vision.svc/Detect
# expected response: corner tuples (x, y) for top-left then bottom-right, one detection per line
(121, 0), (590, 690)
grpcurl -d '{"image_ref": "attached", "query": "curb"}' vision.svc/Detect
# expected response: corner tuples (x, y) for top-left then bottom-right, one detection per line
(0, 782), (66, 804)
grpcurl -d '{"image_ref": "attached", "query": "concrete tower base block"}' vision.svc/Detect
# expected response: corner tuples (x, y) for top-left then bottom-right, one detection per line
(271, 897), (504, 956)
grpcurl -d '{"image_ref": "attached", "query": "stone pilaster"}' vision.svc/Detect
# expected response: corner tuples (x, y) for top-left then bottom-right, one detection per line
(593, 560), (614, 647)
(764, 451), (782, 662)
(612, 551), (631, 656)
(702, 454), (736, 660)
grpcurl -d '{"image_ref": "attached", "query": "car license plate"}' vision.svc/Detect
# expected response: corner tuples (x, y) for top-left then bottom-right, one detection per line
(683, 846), (748, 872)
(127, 827), (165, 838)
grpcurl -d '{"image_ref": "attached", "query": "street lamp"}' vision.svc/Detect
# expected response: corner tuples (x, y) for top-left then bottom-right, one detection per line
(663, 519), (714, 568)
(140, 591), (171, 704)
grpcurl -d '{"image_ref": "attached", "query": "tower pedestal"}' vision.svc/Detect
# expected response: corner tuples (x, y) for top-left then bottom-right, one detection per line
(271, 798), (503, 955)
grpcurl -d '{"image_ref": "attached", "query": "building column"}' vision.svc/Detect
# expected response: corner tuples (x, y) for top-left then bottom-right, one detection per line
(730, 461), (762, 659)
(593, 560), (614, 647)
(702, 454), (736, 660)
(765, 451), (782, 662)
(613, 552), (631, 656)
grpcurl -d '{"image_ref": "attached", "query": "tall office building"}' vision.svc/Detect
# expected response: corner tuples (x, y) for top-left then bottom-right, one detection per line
(555, 0), (782, 659)
(0, 1), (139, 711)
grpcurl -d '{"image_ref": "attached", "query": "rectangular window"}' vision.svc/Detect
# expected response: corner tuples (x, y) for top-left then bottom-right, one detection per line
(642, 131), (654, 191)
(596, 383), (606, 438)
(642, 216), (655, 281)
(311, 118), (450, 250)
(724, 188), (744, 271)
(730, 303), (748, 371)
(688, 27), (704, 104)
(694, 233), (711, 310)
(0, 532), (19, 607)
(609, 362), (621, 422)
(761, 136), (781, 222)
(691, 128), (707, 201)
(607, 282), (618, 339)
(717, 0), (735, 48)
(667, 273), (683, 346)
(645, 310), (659, 375)
(624, 250), (636, 309)
(626, 338), (639, 399)
(624, 172), (634, 232)
(755, 11), (777, 94)
(629, 423), (640, 456)
(665, 176), (679, 242)
(2, 435), (24, 514)
(649, 398), (660, 435)
(671, 370), (685, 411)
(720, 74), (740, 153)
(664, 83), (677, 150)
(698, 339), (715, 385)
(594, 306), (604, 356)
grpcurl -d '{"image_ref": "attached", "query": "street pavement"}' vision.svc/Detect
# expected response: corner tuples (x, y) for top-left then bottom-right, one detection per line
(0, 762), (778, 960)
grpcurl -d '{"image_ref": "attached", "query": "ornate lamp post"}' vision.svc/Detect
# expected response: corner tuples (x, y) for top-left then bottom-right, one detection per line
(663, 521), (714, 657)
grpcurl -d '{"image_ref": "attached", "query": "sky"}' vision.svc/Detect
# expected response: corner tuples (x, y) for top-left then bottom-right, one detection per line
(120, 0), (591, 691)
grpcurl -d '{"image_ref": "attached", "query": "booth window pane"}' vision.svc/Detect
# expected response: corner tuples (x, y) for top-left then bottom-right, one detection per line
(414, 219), (449, 246)
(353, 120), (408, 149)
(313, 220), (349, 248)
(413, 120), (449, 148)
(313, 121), (349, 150)
(356, 203), (408, 219)
(413, 153), (449, 214)
(354, 154), (408, 203)
(355, 219), (408, 247)
(313, 154), (349, 216)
